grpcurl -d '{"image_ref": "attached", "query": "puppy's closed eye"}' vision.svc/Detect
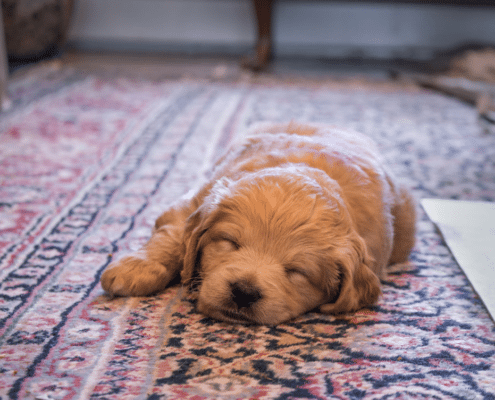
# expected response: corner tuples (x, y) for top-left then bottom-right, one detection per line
(284, 264), (310, 284)
(200, 237), (240, 275)
(211, 237), (240, 252)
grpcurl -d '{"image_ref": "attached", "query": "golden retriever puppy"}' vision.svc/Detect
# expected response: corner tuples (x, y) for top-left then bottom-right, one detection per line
(101, 123), (416, 325)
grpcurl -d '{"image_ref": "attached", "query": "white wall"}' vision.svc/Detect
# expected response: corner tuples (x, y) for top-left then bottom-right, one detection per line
(67, 0), (495, 59)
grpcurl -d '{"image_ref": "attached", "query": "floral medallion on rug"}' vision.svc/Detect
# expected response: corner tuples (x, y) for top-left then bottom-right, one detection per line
(1, 64), (495, 400)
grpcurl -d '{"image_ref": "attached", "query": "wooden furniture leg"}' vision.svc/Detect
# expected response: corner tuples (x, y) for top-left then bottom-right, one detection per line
(241, 0), (273, 71)
(0, 5), (11, 111)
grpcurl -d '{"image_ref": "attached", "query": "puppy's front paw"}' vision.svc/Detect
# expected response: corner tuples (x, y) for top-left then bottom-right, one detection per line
(101, 256), (173, 297)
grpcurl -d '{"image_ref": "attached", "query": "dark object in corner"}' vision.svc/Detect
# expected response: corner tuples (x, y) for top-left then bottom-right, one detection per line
(1, 0), (74, 69)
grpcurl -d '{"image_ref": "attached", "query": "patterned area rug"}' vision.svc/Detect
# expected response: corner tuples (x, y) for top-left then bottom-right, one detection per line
(1, 63), (495, 400)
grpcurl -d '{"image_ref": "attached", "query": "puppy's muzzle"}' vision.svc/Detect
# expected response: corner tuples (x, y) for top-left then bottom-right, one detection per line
(230, 280), (263, 309)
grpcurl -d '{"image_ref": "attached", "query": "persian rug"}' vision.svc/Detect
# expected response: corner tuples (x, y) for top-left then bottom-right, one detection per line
(1, 63), (495, 400)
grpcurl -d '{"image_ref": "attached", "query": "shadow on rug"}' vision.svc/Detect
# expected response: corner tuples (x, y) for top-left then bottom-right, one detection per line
(1, 63), (495, 399)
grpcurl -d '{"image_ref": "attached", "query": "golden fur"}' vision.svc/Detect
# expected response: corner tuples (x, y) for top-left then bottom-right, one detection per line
(101, 123), (416, 325)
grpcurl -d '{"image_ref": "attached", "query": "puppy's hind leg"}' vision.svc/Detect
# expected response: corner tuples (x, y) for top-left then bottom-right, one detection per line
(101, 204), (189, 297)
(389, 185), (416, 265)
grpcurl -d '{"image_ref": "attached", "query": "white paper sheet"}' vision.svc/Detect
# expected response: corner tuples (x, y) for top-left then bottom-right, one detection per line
(421, 199), (495, 320)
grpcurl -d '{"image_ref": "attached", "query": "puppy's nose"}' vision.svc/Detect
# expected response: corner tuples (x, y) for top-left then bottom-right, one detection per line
(230, 280), (262, 309)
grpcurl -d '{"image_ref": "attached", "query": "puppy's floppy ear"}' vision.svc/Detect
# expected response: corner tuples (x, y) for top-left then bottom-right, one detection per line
(180, 207), (206, 292)
(320, 233), (381, 314)
(181, 177), (233, 292)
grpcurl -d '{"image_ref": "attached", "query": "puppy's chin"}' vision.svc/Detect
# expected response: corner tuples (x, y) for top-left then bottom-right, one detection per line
(196, 301), (267, 325)
(196, 293), (304, 326)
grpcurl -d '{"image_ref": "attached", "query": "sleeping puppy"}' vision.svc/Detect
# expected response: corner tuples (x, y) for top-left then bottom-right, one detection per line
(101, 123), (416, 325)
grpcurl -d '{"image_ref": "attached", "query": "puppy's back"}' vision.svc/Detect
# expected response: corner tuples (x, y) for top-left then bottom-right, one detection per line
(246, 122), (380, 160)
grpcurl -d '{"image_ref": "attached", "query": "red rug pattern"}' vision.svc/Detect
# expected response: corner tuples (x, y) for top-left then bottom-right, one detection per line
(1, 66), (495, 399)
